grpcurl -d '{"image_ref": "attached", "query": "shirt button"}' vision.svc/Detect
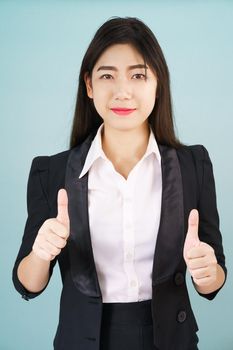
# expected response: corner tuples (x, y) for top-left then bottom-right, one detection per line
(125, 222), (132, 229)
(125, 252), (133, 260)
(130, 280), (137, 288)
(123, 195), (132, 203)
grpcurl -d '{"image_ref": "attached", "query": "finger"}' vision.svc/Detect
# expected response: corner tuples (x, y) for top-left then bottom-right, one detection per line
(186, 256), (208, 270)
(193, 276), (214, 286)
(186, 246), (206, 259)
(32, 243), (55, 261)
(43, 219), (69, 239)
(187, 209), (200, 243)
(37, 238), (62, 257)
(45, 231), (67, 249)
(183, 209), (200, 258)
(190, 267), (210, 280)
(186, 242), (215, 259)
(57, 189), (69, 227)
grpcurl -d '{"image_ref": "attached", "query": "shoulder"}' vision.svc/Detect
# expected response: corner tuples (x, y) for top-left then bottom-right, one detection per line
(28, 150), (72, 208)
(31, 131), (95, 170)
(28, 150), (72, 194)
(176, 145), (215, 192)
(176, 144), (211, 164)
(31, 149), (71, 171)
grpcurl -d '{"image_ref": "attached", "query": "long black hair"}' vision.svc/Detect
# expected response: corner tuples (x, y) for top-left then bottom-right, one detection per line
(70, 16), (182, 149)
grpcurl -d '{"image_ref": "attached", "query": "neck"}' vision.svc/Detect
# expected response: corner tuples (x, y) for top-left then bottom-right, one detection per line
(101, 122), (150, 164)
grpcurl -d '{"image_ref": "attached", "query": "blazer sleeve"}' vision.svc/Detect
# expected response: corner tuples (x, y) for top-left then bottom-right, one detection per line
(12, 156), (57, 300)
(191, 145), (227, 300)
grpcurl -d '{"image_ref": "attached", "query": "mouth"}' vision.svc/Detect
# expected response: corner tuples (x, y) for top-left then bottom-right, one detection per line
(110, 108), (136, 116)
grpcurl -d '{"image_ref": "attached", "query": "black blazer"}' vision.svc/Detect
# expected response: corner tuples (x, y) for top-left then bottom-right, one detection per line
(13, 129), (226, 350)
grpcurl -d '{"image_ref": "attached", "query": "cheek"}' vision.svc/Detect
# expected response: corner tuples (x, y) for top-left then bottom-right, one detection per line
(93, 93), (106, 110)
(92, 89), (110, 116)
(141, 88), (157, 114)
(93, 83), (109, 100)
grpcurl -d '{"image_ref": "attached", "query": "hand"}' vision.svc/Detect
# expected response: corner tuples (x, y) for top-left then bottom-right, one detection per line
(183, 209), (218, 287)
(32, 189), (70, 261)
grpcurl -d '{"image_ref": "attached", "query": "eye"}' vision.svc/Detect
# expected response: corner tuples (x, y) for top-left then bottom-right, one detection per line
(100, 74), (113, 80)
(132, 73), (146, 80)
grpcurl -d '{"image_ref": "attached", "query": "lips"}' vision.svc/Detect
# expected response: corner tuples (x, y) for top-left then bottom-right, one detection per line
(111, 108), (136, 116)
(111, 108), (136, 111)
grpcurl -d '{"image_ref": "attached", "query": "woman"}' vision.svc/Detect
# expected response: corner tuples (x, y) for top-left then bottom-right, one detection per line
(13, 17), (226, 350)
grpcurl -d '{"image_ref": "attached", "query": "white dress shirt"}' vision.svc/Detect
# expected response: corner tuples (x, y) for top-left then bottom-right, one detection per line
(79, 123), (162, 302)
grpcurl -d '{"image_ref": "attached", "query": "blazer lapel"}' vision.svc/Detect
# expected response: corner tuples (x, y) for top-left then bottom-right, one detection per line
(65, 130), (102, 298)
(65, 134), (184, 296)
(152, 145), (184, 285)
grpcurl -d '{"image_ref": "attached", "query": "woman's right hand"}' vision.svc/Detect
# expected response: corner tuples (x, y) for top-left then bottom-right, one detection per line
(32, 189), (70, 261)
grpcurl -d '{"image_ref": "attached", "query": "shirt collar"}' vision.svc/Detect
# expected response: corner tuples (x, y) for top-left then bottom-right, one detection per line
(79, 123), (161, 179)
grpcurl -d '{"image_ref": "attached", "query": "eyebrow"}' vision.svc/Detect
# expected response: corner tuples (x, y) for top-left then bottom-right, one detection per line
(97, 64), (148, 72)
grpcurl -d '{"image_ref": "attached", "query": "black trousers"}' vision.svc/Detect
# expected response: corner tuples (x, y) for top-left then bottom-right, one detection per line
(99, 299), (157, 350)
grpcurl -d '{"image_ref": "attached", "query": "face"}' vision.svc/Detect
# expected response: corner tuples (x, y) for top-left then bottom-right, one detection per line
(84, 43), (158, 132)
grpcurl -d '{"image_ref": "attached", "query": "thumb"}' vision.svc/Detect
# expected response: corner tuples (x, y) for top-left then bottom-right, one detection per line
(183, 209), (200, 257)
(56, 188), (69, 228)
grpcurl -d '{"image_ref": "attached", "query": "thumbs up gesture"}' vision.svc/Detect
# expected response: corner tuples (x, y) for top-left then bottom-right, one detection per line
(32, 189), (70, 261)
(183, 209), (218, 287)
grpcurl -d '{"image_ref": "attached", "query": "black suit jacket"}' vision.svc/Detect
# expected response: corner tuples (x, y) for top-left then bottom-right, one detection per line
(13, 129), (226, 350)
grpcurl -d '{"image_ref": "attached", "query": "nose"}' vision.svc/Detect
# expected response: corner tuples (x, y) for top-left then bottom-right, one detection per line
(113, 79), (132, 100)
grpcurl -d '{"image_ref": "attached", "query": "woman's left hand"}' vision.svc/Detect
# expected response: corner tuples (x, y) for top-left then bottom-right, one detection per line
(183, 209), (218, 287)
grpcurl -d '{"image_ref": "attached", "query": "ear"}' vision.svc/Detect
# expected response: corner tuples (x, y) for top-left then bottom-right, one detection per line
(84, 72), (93, 99)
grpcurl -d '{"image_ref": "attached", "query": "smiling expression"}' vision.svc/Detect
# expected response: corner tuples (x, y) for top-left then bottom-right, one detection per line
(84, 43), (158, 132)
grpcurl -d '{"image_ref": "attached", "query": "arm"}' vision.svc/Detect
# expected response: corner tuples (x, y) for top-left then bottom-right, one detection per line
(17, 188), (69, 294)
(12, 156), (55, 299)
(186, 146), (227, 299)
(17, 251), (50, 293)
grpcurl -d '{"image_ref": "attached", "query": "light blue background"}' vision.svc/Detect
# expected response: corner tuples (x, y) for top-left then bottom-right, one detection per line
(1, 1), (232, 349)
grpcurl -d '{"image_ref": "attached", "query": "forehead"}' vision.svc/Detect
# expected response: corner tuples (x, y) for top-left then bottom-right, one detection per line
(93, 43), (145, 68)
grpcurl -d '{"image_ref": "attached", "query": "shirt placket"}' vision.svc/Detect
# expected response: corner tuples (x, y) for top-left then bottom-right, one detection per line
(121, 180), (139, 300)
